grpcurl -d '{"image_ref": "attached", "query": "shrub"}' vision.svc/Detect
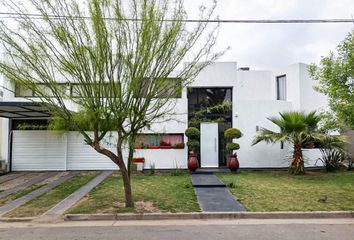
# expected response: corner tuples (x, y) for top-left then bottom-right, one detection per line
(185, 127), (200, 139)
(187, 140), (200, 151)
(227, 180), (237, 188)
(149, 163), (156, 175)
(318, 149), (345, 172)
(226, 142), (240, 151)
(224, 128), (242, 139)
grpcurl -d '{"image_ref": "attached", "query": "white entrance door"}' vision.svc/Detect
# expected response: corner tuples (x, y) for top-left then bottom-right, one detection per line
(200, 122), (219, 168)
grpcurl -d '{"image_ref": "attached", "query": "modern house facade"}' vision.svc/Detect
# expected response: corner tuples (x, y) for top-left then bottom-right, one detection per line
(0, 61), (327, 171)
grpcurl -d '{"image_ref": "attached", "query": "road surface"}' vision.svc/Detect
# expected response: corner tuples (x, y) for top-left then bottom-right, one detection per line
(0, 219), (353, 240)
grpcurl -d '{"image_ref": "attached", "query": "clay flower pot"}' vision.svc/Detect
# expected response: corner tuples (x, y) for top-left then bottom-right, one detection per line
(188, 153), (199, 172)
(227, 154), (239, 172)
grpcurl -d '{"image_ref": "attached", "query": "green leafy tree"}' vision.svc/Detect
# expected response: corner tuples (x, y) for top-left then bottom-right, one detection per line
(0, 0), (224, 207)
(252, 111), (345, 175)
(309, 29), (354, 129)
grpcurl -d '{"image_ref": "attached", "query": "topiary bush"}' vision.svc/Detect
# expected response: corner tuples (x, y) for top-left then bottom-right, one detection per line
(224, 128), (242, 139)
(185, 127), (200, 153)
(224, 127), (242, 155)
(187, 140), (200, 151)
(226, 142), (240, 151)
(185, 127), (200, 140)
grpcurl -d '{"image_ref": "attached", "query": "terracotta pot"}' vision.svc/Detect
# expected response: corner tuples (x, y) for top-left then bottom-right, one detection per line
(227, 154), (239, 172)
(188, 154), (199, 172)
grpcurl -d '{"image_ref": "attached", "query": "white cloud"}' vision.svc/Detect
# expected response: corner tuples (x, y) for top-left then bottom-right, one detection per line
(185, 0), (354, 69)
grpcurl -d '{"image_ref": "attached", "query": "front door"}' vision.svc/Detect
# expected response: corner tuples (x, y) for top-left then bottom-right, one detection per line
(200, 122), (219, 168)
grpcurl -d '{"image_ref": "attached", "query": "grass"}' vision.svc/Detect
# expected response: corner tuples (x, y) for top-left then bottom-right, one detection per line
(0, 184), (45, 207)
(5, 171), (99, 217)
(217, 170), (354, 212)
(68, 173), (199, 214)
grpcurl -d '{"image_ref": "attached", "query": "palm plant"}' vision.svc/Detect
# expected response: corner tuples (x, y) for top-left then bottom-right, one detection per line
(252, 111), (346, 175)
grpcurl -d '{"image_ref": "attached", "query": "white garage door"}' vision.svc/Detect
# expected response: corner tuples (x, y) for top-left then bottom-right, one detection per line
(12, 131), (120, 171)
(12, 131), (67, 171)
(66, 132), (118, 170)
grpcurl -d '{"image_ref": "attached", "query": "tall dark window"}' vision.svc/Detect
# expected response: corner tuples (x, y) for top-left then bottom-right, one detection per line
(187, 87), (232, 166)
(276, 75), (287, 100)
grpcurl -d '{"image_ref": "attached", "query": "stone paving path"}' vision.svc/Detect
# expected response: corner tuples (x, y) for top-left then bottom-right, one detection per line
(0, 171), (80, 216)
(0, 172), (27, 184)
(0, 172), (57, 199)
(40, 171), (113, 220)
(190, 173), (245, 212)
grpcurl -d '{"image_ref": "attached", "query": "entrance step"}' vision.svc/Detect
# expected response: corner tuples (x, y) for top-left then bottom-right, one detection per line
(190, 174), (225, 187)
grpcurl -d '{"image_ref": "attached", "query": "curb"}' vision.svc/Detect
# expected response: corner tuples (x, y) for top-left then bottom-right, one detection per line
(0, 217), (36, 222)
(64, 211), (354, 221)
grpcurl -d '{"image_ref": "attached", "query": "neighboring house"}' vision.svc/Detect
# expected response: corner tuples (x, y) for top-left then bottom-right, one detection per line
(0, 62), (327, 171)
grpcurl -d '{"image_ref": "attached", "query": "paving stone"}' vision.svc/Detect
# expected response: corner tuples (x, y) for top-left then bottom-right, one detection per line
(190, 173), (225, 187)
(190, 173), (246, 212)
(0, 171), (80, 216)
(0, 172), (58, 199)
(0, 172), (27, 184)
(41, 171), (113, 218)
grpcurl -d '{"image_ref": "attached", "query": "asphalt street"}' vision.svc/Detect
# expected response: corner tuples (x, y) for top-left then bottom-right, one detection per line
(0, 219), (353, 240)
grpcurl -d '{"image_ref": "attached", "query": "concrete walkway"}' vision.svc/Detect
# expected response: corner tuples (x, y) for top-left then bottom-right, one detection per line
(0, 172), (57, 199)
(190, 173), (245, 212)
(0, 172), (27, 184)
(40, 171), (113, 220)
(0, 171), (80, 216)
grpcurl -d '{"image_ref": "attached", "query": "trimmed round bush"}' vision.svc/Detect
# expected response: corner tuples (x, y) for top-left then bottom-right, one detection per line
(224, 128), (242, 139)
(226, 142), (240, 151)
(185, 127), (200, 139)
(187, 140), (200, 150)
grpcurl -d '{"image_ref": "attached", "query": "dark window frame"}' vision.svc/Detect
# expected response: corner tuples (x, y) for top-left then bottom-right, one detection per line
(276, 75), (287, 101)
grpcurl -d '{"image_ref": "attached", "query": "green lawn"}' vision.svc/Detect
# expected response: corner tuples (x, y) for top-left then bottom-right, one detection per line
(5, 171), (99, 217)
(217, 171), (354, 212)
(68, 173), (200, 214)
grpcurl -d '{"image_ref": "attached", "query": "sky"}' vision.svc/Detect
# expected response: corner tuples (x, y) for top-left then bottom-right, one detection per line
(184, 0), (354, 70)
(0, 0), (353, 70)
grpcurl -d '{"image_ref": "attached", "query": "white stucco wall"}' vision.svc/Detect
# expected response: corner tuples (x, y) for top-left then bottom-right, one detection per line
(234, 100), (293, 168)
(298, 63), (328, 112)
(1, 61), (330, 170)
(236, 70), (274, 101)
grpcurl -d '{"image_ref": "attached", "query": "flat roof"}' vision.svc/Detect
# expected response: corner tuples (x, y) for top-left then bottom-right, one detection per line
(0, 102), (52, 119)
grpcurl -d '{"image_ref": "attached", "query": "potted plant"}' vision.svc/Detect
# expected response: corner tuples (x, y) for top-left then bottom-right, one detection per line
(173, 143), (185, 149)
(185, 127), (200, 171)
(224, 128), (242, 172)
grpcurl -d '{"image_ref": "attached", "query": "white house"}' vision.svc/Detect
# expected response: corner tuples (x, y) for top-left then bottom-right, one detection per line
(0, 61), (327, 171)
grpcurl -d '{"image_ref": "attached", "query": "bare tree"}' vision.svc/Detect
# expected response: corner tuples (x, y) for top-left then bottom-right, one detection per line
(0, 0), (224, 207)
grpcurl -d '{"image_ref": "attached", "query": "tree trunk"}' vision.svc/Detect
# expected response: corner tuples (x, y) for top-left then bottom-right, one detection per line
(127, 135), (136, 180)
(91, 141), (134, 208)
(120, 165), (134, 208)
(289, 142), (305, 175)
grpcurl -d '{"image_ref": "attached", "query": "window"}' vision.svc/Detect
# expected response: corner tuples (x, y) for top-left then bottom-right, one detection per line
(134, 134), (184, 149)
(15, 84), (34, 97)
(137, 78), (182, 98)
(15, 83), (69, 97)
(276, 75), (287, 100)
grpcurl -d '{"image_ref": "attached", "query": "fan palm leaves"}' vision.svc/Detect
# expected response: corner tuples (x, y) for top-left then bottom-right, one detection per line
(252, 111), (346, 174)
